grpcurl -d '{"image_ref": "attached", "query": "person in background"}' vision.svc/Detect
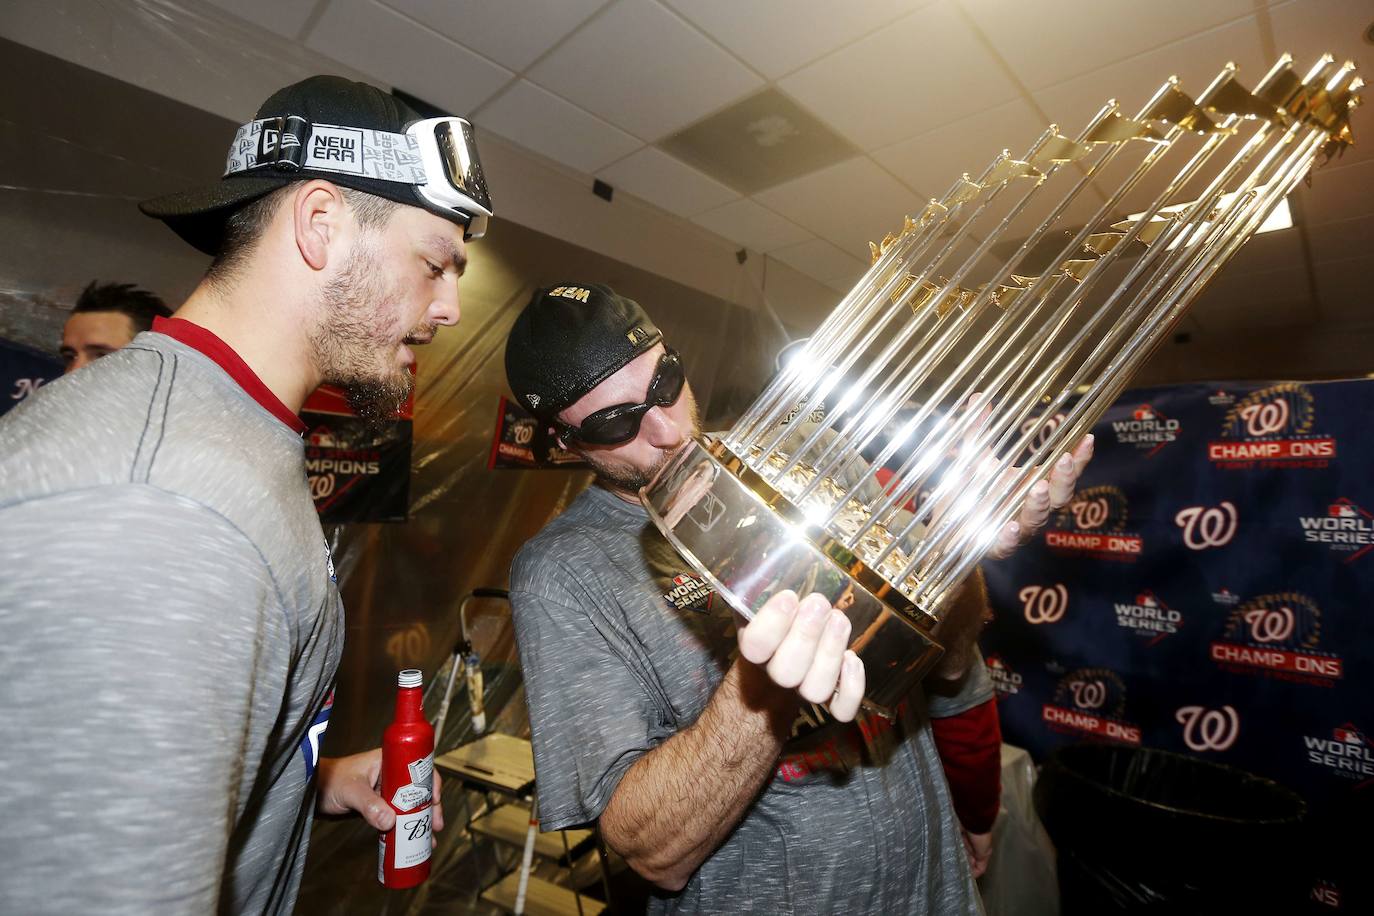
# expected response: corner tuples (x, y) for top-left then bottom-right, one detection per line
(503, 283), (1091, 914)
(0, 74), (493, 914)
(60, 281), (172, 373)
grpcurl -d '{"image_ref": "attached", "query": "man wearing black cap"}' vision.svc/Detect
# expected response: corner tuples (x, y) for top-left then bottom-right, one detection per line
(504, 284), (1088, 913)
(0, 76), (492, 912)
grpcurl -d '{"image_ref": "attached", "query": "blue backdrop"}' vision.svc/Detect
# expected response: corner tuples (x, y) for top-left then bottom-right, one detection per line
(982, 378), (1371, 911)
(0, 337), (61, 417)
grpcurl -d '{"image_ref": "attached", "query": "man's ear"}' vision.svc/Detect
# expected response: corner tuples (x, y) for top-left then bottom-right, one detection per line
(293, 180), (349, 271)
(551, 420), (576, 454)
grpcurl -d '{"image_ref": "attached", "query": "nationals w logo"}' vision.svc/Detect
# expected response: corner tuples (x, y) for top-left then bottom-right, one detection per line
(1069, 497), (1110, 530)
(1052, 485), (1129, 533)
(1242, 605), (1296, 643)
(1176, 704), (1240, 751)
(1174, 501), (1239, 550)
(1068, 679), (1107, 709)
(1020, 411), (1066, 454)
(1239, 397), (1289, 437)
(1018, 583), (1068, 624)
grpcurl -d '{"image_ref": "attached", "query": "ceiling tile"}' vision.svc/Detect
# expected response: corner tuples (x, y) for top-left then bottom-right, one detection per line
(1309, 214), (1374, 265)
(1296, 158), (1374, 228)
(964, 0), (1256, 91)
(826, 266), (869, 294)
(658, 88), (858, 194)
(306, 0), (513, 114)
(477, 80), (641, 173)
(1267, 0), (1374, 75)
(380, 0), (604, 71)
(1224, 229), (1305, 274)
(526, 0), (762, 141)
(1032, 16), (1270, 136)
(691, 198), (813, 251)
(1313, 254), (1374, 324)
(3, 0), (378, 123)
(754, 156), (924, 258)
(1192, 265), (1313, 330)
(770, 237), (869, 283)
(202, 0), (317, 39)
(662, 0), (929, 80)
(873, 97), (1046, 203)
(596, 147), (740, 217)
(1205, 297), (1312, 330)
(779, 1), (1020, 151)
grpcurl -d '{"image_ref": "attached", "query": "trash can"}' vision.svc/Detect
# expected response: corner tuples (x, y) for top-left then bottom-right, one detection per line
(1034, 744), (1307, 915)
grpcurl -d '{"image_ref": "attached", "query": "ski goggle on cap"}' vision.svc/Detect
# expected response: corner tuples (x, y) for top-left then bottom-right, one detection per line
(223, 114), (492, 239)
(140, 76), (494, 255)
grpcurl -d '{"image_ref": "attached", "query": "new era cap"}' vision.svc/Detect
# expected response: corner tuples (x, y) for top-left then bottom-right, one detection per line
(505, 284), (662, 420)
(140, 75), (486, 255)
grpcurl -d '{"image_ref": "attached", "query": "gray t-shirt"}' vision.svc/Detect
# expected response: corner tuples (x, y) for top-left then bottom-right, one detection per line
(510, 484), (991, 914)
(0, 331), (344, 914)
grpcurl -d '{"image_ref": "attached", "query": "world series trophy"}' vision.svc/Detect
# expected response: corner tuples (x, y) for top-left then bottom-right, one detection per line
(642, 54), (1361, 715)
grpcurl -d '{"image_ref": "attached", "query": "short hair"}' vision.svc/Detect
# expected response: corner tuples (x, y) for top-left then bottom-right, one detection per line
(73, 281), (172, 333)
(206, 184), (402, 284)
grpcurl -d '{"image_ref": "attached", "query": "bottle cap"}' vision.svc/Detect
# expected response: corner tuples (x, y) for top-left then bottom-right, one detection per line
(397, 668), (423, 688)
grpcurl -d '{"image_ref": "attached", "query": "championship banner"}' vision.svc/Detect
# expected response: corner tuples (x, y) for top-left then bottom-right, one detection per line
(301, 383), (413, 523)
(1, 337), (61, 418)
(488, 396), (586, 470)
(981, 378), (1372, 910)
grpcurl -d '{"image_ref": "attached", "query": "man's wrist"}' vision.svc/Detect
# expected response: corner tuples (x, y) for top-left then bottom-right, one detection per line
(727, 658), (797, 739)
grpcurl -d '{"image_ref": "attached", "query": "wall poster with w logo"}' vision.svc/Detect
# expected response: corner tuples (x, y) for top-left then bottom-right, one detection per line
(301, 383), (413, 523)
(981, 378), (1373, 909)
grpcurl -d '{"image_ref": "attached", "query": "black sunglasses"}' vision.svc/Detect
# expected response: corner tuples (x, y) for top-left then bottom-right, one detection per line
(557, 349), (685, 446)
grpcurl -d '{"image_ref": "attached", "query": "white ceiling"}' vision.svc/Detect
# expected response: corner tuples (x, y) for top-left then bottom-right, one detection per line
(2, 0), (1369, 349)
(186, 0), (1372, 305)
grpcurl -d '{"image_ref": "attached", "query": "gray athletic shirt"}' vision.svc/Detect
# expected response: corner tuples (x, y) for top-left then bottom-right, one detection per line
(511, 484), (991, 914)
(0, 331), (344, 914)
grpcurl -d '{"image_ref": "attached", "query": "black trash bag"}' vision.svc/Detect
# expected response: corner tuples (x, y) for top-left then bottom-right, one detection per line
(1034, 744), (1307, 915)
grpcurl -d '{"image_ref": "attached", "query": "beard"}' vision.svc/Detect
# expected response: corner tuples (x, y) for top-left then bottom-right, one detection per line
(585, 449), (675, 494)
(310, 237), (432, 429)
(581, 395), (702, 494)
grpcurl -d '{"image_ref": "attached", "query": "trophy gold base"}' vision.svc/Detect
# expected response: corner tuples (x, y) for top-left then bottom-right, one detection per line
(640, 434), (944, 717)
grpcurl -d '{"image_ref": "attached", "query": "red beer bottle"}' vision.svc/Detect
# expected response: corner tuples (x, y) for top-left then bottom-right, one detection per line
(378, 668), (435, 888)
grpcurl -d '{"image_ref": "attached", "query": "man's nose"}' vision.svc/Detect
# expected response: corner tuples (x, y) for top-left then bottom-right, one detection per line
(431, 283), (460, 326)
(642, 405), (687, 450)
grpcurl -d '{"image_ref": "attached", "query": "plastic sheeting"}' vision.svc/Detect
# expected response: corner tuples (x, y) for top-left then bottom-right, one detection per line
(977, 746), (1059, 916)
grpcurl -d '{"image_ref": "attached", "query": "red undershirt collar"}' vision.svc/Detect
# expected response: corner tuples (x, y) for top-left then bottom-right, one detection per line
(152, 316), (308, 436)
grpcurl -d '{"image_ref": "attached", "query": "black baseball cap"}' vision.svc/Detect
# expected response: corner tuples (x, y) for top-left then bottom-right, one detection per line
(140, 75), (487, 255)
(505, 284), (662, 420)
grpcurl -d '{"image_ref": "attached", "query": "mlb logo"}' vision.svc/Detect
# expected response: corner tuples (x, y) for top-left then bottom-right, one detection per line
(1137, 592), (1156, 607)
(1328, 503), (1356, 518)
(1333, 725), (1363, 744)
(1133, 405), (1155, 420)
(309, 427), (338, 448)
